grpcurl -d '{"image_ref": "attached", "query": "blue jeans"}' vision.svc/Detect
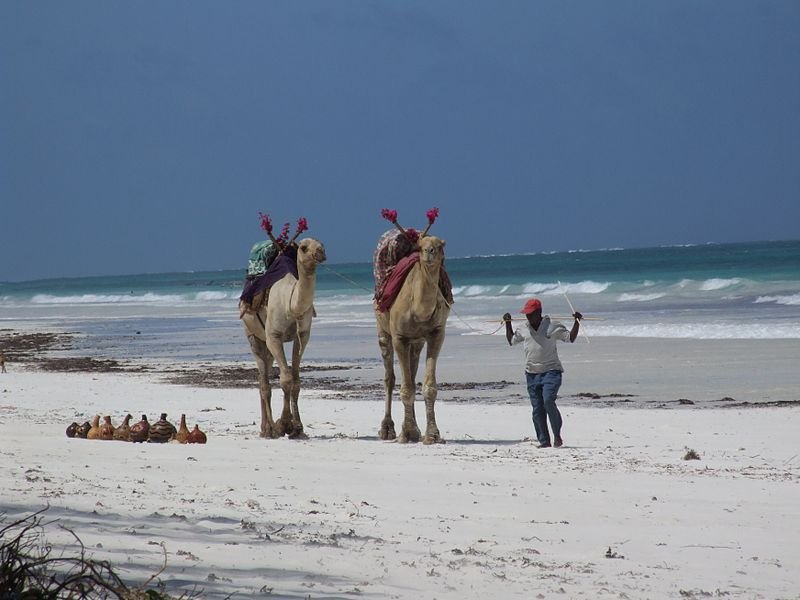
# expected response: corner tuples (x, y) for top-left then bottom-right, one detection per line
(525, 370), (563, 445)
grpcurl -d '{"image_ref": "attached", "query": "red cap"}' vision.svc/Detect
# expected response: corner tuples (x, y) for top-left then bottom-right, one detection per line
(520, 298), (542, 314)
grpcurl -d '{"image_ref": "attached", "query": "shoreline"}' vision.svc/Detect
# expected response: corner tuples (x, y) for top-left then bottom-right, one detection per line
(2, 328), (798, 410)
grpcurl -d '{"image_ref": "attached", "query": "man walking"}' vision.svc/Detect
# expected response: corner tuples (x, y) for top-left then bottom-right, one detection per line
(504, 298), (581, 448)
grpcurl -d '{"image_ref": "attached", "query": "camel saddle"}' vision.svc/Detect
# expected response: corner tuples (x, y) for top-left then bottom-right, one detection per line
(247, 240), (279, 277)
(376, 252), (453, 312)
(239, 246), (299, 318)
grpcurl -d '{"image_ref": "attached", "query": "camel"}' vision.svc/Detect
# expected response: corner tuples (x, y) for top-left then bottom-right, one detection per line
(240, 219), (326, 439)
(374, 209), (451, 444)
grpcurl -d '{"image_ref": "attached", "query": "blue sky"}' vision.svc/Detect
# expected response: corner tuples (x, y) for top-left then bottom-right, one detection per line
(2, 1), (799, 282)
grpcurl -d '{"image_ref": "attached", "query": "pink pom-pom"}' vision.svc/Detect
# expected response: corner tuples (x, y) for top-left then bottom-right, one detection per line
(381, 208), (398, 223)
(259, 212), (273, 234)
(426, 207), (439, 224)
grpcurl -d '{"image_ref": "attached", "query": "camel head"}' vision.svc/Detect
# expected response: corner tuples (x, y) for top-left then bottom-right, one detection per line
(417, 235), (445, 267)
(296, 238), (327, 270)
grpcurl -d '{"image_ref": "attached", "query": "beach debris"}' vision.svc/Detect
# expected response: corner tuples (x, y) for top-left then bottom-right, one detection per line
(679, 589), (732, 597)
(678, 398), (695, 405)
(65, 422), (79, 438)
(605, 546), (625, 559)
(148, 413), (177, 443)
(176, 413), (190, 443)
(187, 424), (207, 444)
(683, 447), (701, 460)
(113, 413), (132, 441)
(99, 415), (115, 440)
(176, 548), (199, 561)
(130, 414), (150, 443)
(86, 415), (102, 440)
(575, 392), (637, 402)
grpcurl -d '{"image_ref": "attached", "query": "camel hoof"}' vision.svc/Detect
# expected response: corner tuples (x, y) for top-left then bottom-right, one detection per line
(423, 436), (445, 445)
(281, 420), (305, 438)
(379, 426), (396, 441)
(399, 429), (421, 444)
(261, 422), (282, 439)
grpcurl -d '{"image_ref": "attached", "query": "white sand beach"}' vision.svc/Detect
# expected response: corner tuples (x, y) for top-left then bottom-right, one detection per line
(1, 333), (799, 599)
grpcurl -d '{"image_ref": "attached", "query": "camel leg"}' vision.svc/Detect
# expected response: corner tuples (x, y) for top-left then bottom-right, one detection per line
(411, 342), (438, 444)
(422, 329), (446, 445)
(267, 333), (308, 440)
(409, 341), (423, 380)
(265, 335), (293, 438)
(287, 335), (308, 439)
(377, 328), (396, 440)
(394, 336), (421, 443)
(247, 335), (279, 438)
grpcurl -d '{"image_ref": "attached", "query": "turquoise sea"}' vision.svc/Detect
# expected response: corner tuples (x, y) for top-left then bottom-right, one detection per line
(2, 240), (799, 363)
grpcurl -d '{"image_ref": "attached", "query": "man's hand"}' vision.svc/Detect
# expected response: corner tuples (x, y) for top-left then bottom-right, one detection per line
(573, 311), (583, 321)
(503, 312), (514, 345)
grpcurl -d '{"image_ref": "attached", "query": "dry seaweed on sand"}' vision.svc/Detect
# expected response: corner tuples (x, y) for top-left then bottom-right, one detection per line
(0, 508), (201, 599)
(683, 448), (701, 460)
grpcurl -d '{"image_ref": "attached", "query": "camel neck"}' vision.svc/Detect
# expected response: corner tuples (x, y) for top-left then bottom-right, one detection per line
(410, 259), (441, 320)
(290, 260), (317, 316)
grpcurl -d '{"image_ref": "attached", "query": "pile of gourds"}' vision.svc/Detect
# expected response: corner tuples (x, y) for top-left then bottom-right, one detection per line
(65, 413), (207, 444)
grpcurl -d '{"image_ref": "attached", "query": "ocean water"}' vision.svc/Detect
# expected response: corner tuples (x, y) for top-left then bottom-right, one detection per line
(1, 240), (799, 363)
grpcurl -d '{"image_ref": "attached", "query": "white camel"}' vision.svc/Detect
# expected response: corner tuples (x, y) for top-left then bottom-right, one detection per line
(374, 209), (451, 444)
(240, 222), (326, 439)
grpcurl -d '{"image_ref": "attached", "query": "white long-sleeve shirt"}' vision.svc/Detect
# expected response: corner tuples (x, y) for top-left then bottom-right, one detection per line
(510, 316), (570, 374)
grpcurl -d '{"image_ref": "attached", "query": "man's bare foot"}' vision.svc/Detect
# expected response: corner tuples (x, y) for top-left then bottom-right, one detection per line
(554, 436), (563, 448)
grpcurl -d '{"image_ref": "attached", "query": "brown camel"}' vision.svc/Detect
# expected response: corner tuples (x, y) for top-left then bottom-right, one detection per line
(240, 236), (326, 439)
(374, 209), (451, 444)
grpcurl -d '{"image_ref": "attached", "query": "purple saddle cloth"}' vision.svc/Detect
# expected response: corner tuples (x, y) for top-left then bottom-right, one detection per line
(240, 247), (298, 305)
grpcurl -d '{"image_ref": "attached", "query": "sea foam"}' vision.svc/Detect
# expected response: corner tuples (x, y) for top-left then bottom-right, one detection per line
(754, 293), (800, 306)
(700, 278), (743, 291)
(617, 293), (667, 302)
